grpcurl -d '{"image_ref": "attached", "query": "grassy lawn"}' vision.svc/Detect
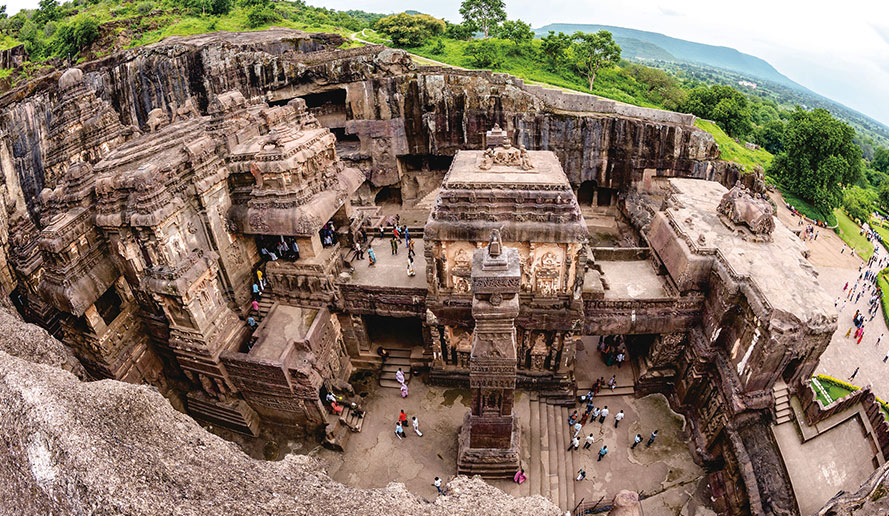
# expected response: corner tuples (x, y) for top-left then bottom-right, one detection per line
(694, 119), (773, 172)
(811, 376), (856, 406)
(835, 209), (874, 260)
(774, 185), (837, 226)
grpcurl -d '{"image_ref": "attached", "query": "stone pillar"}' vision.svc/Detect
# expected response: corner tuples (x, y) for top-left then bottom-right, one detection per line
(457, 230), (521, 478)
(648, 332), (685, 368)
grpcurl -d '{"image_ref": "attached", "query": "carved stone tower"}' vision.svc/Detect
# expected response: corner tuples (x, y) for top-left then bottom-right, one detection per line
(456, 229), (522, 477)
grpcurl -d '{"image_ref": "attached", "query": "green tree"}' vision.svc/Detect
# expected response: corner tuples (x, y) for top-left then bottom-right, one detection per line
(463, 38), (504, 68)
(570, 30), (621, 90)
(50, 16), (98, 59)
(539, 30), (571, 71)
(245, 4), (277, 27)
(843, 186), (875, 222)
(374, 13), (445, 47)
(682, 85), (751, 138)
(880, 181), (889, 209)
(459, 0), (505, 38)
(874, 147), (889, 174)
(34, 0), (61, 25)
(496, 19), (532, 46)
(0, 5), (7, 20)
(753, 119), (785, 154)
(769, 108), (863, 214)
(444, 21), (473, 41)
(184, 0), (233, 16)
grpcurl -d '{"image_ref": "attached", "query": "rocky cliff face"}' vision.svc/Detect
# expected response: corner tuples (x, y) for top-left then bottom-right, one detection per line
(0, 307), (560, 516)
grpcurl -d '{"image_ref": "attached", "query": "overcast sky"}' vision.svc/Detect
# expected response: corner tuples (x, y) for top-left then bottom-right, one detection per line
(8, 0), (889, 128)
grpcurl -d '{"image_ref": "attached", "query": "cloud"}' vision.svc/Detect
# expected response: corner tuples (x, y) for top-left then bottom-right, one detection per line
(658, 5), (683, 16)
(872, 24), (889, 46)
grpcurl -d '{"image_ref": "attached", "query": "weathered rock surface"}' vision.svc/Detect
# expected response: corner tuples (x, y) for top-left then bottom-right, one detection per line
(0, 309), (560, 516)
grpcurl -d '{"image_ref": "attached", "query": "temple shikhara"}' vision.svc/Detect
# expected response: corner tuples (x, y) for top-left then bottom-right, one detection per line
(3, 29), (879, 516)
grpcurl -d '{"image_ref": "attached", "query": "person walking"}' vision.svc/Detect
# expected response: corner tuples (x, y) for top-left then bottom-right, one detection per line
(252, 282), (260, 300)
(573, 421), (583, 439)
(398, 410), (408, 428)
(514, 469), (526, 484)
(597, 445), (608, 462)
(575, 468), (586, 481)
(616, 352), (625, 368)
(396, 368), (405, 385)
(407, 257), (416, 277)
(591, 406), (601, 422)
(631, 434), (643, 449)
(647, 430), (659, 447)
(251, 299), (260, 313)
(400, 382), (409, 398)
(608, 375), (617, 391)
(247, 315), (256, 329)
(256, 270), (264, 290)
(614, 410), (624, 428)
(849, 367), (860, 380)
(877, 334), (884, 347)
(433, 477), (442, 494)
(568, 435), (580, 451)
(368, 246), (377, 266)
(599, 406), (609, 424)
(583, 433), (595, 450)
(395, 421), (405, 440)
(390, 237), (398, 255)
(412, 416), (423, 436)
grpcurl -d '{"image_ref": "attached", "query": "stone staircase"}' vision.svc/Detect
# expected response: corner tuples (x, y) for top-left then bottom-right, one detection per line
(774, 379), (793, 425)
(528, 396), (578, 513)
(339, 404), (365, 433)
(379, 348), (411, 388)
(256, 298), (274, 321)
(576, 381), (635, 398)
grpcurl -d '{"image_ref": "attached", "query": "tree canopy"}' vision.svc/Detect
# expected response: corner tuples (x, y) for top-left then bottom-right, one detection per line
(463, 38), (504, 68)
(682, 85), (751, 138)
(770, 108), (863, 214)
(539, 31), (571, 71)
(570, 30), (621, 90)
(873, 147), (889, 174)
(496, 19), (533, 46)
(375, 12), (445, 47)
(459, 0), (505, 38)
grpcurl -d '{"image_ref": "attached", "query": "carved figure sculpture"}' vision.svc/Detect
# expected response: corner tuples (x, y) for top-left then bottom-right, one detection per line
(717, 181), (775, 236)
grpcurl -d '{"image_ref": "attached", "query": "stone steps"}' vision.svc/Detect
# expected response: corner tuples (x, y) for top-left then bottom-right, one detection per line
(528, 399), (579, 512)
(773, 380), (793, 425)
(518, 393), (532, 498)
(338, 405), (365, 433)
(538, 394), (551, 502)
(560, 405), (576, 512)
(546, 402), (560, 509)
(379, 348), (412, 388)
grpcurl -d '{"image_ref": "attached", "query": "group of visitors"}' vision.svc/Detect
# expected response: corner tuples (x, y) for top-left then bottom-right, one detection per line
(258, 236), (301, 262)
(839, 247), (886, 352)
(320, 222), (337, 247)
(598, 335), (627, 368)
(394, 408), (422, 439)
(396, 367), (409, 398)
(797, 219), (819, 241)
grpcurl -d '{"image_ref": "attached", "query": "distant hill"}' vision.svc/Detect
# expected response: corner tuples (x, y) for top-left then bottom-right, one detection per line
(613, 37), (676, 62)
(535, 23), (889, 146)
(535, 24), (798, 88)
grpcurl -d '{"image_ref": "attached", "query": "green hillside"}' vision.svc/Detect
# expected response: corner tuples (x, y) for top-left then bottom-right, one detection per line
(535, 23), (793, 87)
(613, 36), (675, 61)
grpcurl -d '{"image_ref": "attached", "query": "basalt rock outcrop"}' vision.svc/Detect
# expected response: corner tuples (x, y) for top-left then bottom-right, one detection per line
(0, 308), (560, 516)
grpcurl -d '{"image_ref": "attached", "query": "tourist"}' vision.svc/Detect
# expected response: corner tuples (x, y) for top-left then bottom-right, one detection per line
(256, 269), (264, 290)
(614, 410), (624, 428)
(398, 410), (408, 427)
(647, 430), (659, 447)
(368, 247), (377, 266)
(591, 406), (601, 421)
(849, 367), (860, 380)
(568, 410), (578, 426)
(252, 283), (260, 300)
(575, 468), (586, 481)
(884, 352), (889, 363)
(395, 368), (405, 384)
(412, 416), (423, 436)
(247, 315), (256, 328)
(616, 352), (625, 368)
(578, 408), (590, 426)
(354, 242), (362, 260)
(400, 382), (409, 398)
(407, 257), (415, 277)
(514, 469), (526, 484)
(632, 434), (643, 449)
(599, 406), (609, 424)
(583, 433), (595, 450)
(377, 347), (389, 361)
(251, 299), (259, 313)
(597, 445), (608, 461)
(568, 435), (580, 451)
(391, 237), (398, 255)
(404, 226), (410, 245)
(608, 375), (617, 391)
(395, 422), (405, 440)
(573, 421), (583, 439)
(433, 477), (442, 494)
(877, 334), (884, 347)
(268, 250), (278, 261)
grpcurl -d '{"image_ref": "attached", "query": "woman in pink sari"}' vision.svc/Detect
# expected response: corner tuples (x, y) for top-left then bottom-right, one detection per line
(400, 382), (409, 398)
(513, 469), (526, 484)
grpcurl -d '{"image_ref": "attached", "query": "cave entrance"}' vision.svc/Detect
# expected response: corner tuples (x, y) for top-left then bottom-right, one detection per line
(364, 315), (423, 351)
(299, 88), (347, 128)
(375, 186), (403, 212)
(597, 187), (615, 207)
(95, 285), (123, 326)
(577, 180), (598, 206)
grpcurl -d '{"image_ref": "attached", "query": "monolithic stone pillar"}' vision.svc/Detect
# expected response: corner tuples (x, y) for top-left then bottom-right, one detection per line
(649, 332), (686, 368)
(457, 230), (521, 477)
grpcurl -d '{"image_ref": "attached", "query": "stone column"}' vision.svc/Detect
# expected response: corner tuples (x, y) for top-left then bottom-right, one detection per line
(456, 230), (521, 478)
(648, 332), (685, 368)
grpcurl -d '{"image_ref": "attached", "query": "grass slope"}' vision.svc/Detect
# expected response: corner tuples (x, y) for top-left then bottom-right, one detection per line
(694, 119), (772, 171)
(834, 209), (873, 260)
